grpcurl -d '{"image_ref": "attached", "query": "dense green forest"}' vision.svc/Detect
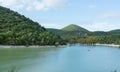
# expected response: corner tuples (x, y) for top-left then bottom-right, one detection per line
(0, 6), (66, 45)
(48, 24), (120, 45)
(69, 35), (120, 44)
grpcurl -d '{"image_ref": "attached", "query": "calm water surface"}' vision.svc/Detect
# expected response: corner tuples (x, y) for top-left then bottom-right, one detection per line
(0, 45), (120, 72)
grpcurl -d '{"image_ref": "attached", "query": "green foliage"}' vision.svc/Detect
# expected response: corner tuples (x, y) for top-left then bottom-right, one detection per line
(109, 29), (120, 34)
(71, 35), (120, 45)
(47, 24), (120, 45)
(88, 31), (109, 36)
(62, 24), (89, 32)
(47, 25), (89, 41)
(0, 6), (66, 45)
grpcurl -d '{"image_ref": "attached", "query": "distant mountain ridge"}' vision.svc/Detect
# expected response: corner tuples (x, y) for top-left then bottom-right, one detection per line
(47, 24), (90, 40)
(62, 24), (89, 32)
(48, 24), (120, 35)
(109, 29), (120, 34)
(47, 24), (120, 41)
(47, 24), (89, 37)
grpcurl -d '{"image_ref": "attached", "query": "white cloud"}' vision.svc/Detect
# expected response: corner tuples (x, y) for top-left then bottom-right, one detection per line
(88, 5), (96, 9)
(0, 0), (23, 10)
(41, 23), (62, 29)
(26, 6), (33, 11)
(42, 23), (67, 29)
(33, 1), (45, 11)
(80, 22), (120, 31)
(100, 12), (120, 19)
(0, 0), (68, 11)
(0, 0), (16, 6)
(43, 0), (67, 9)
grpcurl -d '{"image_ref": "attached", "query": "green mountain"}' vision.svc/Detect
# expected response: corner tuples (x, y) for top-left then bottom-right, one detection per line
(109, 29), (120, 34)
(47, 24), (89, 41)
(62, 24), (89, 32)
(0, 6), (66, 45)
(47, 28), (68, 36)
(47, 28), (63, 34)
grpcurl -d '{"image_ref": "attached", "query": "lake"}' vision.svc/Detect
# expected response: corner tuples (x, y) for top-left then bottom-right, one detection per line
(0, 44), (120, 72)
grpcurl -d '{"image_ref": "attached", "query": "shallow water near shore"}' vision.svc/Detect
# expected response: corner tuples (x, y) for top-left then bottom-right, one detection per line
(0, 44), (120, 72)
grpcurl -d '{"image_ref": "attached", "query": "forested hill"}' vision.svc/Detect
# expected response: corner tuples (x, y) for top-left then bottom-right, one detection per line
(62, 24), (89, 32)
(109, 29), (120, 34)
(0, 6), (66, 45)
(47, 24), (120, 45)
(47, 24), (89, 40)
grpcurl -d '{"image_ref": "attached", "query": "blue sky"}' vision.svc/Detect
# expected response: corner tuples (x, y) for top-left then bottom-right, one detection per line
(0, 0), (120, 31)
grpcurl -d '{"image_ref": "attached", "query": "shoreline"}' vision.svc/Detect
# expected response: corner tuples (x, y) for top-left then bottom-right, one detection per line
(0, 45), (67, 48)
(0, 44), (119, 48)
(95, 43), (120, 48)
(69, 43), (120, 48)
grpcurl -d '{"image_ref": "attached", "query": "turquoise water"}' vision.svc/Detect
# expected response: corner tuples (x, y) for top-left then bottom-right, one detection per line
(0, 45), (120, 72)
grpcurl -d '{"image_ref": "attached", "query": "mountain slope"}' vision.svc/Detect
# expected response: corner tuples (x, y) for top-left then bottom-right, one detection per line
(109, 29), (120, 34)
(47, 24), (89, 41)
(62, 24), (89, 32)
(0, 6), (66, 45)
(88, 31), (109, 36)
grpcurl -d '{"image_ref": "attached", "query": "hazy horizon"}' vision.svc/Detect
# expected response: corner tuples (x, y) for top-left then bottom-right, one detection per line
(0, 0), (120, 31)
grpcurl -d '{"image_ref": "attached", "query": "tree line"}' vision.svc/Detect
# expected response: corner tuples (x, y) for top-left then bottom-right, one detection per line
(69, 34), (120, 45)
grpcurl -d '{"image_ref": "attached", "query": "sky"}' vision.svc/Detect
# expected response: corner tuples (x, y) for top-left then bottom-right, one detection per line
(0, 0), (120, 31)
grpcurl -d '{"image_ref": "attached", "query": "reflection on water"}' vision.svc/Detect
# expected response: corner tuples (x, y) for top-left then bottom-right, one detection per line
(0, 45), (120, 72)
